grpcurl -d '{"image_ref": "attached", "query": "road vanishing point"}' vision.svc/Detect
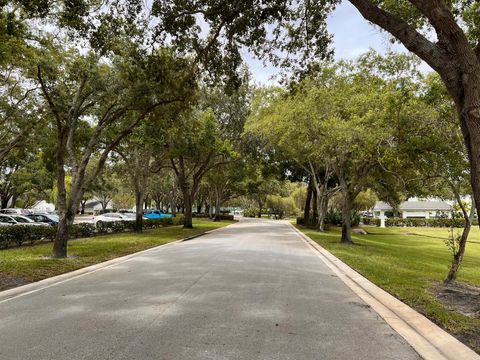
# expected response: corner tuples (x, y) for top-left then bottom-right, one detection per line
(0, 218), (421, 360)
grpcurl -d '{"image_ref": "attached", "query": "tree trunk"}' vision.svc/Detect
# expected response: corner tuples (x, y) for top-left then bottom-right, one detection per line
(304, 179), (313, 225)
(10, 190), (18, 208)
(214, 188), (222, 222)
(457, 105), (480, 226)
(53, 209), (74, 258)
(341, 191), (354, 244)
(257, 198), (263, 218)
(183, 192), (194, 228)
(1, 195), (10, 209)
(171, 197), (177, 216)
(135, 190), (144, 232)
(53, 134), (70, 258)
(101, 199), (107, 212)
(312, 187), (318, 222)
(444, 196), (475, 284)
(317, 194), (329, 232)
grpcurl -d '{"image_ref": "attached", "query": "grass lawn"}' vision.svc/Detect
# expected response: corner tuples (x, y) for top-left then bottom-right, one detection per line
(0, 218), (235, 291)
(297, 224), (480, 352)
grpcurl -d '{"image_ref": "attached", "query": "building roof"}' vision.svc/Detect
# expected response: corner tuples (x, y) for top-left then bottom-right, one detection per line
(374, 201), (452, 211)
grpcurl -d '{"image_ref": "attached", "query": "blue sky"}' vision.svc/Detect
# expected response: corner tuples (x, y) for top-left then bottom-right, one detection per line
(245, 1), (429, 84)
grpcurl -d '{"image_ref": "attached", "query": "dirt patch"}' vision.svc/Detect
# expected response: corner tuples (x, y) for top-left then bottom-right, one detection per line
(433, 282), (480, 317)
(432, 282), (480, 353)
(0, 273), (32, 292)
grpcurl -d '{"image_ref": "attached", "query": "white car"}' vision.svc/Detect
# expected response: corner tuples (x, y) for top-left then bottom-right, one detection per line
(0, 208), (30, 215)
(0, 214), (49, 226)
(93, 213), (135, 226)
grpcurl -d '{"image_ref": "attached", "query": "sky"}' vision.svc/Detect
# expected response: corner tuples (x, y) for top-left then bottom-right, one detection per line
(245, 1), (431, 84)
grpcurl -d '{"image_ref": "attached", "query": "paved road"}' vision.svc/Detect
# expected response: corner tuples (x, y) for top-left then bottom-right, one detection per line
(0, 218), (421, 360)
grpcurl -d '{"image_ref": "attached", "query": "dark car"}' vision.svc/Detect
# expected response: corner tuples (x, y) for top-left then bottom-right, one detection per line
(27, 213), (59, 226)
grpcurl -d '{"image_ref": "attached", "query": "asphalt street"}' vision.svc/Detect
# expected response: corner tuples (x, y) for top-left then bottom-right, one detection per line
(0, 218), (421, 360)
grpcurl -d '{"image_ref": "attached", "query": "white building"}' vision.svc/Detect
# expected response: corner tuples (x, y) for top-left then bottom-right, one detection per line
(373, 200), (452, 227)
(30, 200), (55, 213)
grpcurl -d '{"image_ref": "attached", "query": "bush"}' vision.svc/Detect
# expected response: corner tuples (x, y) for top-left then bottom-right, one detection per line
(296, 216), (317, 227)
(243, 208), (258, 218)
(0, 225), (57, 249)
(70, 223), (96, 238)
(172, 214), (185, 225)
(298, 210), (361, 228)
(362, 217), (381, 226)
(385, 217), (475, 228)
(324, 209), (360, 227)
(0, 213), (188, 250)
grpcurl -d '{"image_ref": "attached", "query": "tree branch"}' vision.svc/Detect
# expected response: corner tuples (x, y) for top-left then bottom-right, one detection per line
(37, 65), (63, 129)
(348, 0), (450, 73)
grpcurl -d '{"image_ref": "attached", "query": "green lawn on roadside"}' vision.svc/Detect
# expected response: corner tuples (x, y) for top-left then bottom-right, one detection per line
(297, 225), (480, 351)
(0, 218), (235, 290)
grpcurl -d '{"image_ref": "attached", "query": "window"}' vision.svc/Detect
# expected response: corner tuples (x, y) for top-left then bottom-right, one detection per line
(0, 216), (13, 223)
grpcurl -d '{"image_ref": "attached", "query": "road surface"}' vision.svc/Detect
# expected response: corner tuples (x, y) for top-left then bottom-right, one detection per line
(0, 218), (421, 360)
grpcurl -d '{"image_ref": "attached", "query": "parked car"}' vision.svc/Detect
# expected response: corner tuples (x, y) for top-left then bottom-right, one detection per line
(0, 215), (15, 226)
(144, 210), (173, 219)
(119, 212), (137, 220)
(360, 211), (374, 218)
(0, 208), (30, 215)
(0, 214), (49, 226)
(26, 213), (59, 226)
(93, 213), (135, 227)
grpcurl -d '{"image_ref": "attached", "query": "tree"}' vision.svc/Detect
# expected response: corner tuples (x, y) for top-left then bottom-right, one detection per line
(205, 161), (246, 221)
(34, 40), (192, 257)
(90, 166), (118, 213)
(246, 84), (342, 231)
(115, 128), (155, 232)
(165, 108), (237, 228)
(150, 0), (480, 229)
(400, 73), (474, 283)
(248, 53), (420, 242)
(266, 195), (298, 219)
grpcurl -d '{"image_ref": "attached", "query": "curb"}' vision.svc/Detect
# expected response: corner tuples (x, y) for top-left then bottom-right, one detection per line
(0, 222), (236, 304)
(289, 223), (480, 360)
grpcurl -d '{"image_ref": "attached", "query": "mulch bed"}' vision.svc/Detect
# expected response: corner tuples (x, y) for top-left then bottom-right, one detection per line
(433, 281), (480, 353)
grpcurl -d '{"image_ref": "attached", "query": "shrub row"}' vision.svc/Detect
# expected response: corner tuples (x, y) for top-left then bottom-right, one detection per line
(361, 217), (381, 226)
(297, 215), (477, 229)
(193, 213), (235, 220)
(297, 210), (361, 227)
(0, 214), (186, 249)
(385, 217), (478, 228)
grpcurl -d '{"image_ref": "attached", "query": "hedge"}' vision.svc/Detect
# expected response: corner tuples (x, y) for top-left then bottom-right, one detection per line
(297, 215), (477, 229)
(385, 217), (478, 228)
(0, 214), (186, 249)
(362, 218), (381, 226)
(193, 213), (235, 220)
(297, 210), (361, 227)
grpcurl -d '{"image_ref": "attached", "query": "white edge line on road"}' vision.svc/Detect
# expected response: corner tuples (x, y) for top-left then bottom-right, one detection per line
(0, 222), (236, 304)
(288, 222), (480, 360)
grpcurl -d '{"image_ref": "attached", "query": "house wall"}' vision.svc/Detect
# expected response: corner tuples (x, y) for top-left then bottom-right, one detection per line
(402, 211), (429, 218)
